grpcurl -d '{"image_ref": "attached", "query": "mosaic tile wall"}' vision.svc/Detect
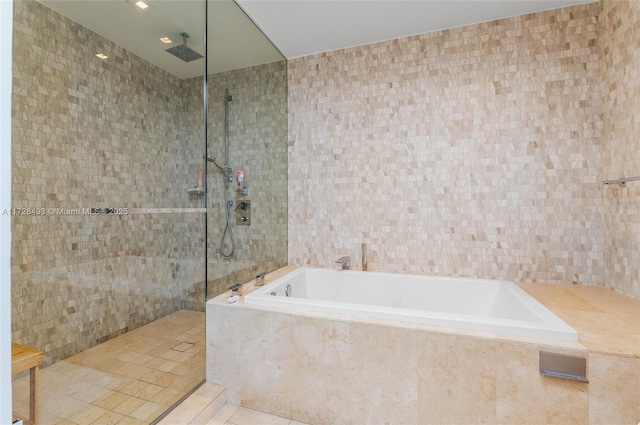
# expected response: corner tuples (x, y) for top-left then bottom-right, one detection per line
(11, 0), (288, 363)
(182, 62), (288, 297)
(11, 0), (206, 364)
(598, 0), (640, 300)
(288, 4), (607, 286)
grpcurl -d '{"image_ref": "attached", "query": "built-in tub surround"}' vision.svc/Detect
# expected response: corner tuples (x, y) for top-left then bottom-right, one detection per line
(245, 267), (578, 342)
(207, 266), (640, 425)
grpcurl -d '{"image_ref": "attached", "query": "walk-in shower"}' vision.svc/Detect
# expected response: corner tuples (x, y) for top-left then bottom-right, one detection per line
(206, 89), (236, 259)
(10, 0), (287, 421)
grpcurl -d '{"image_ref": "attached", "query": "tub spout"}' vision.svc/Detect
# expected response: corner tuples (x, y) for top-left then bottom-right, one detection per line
(335, 256), (350, 270)
(362, 243), (368, 271)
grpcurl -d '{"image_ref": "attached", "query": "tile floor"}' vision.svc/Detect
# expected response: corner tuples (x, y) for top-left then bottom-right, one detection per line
(12, 310), (205, 425)
(156, 382), (312, 425)
(205, 404), (309, 425)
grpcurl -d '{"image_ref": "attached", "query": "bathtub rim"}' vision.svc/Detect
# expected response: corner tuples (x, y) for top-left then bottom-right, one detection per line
(244, 266), (579, 343)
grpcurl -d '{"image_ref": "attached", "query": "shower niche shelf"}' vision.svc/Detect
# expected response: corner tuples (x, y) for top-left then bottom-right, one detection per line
(187, 187), (205, 195)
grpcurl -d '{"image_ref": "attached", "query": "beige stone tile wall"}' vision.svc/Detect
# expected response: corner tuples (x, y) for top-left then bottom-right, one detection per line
(206, 62), (288, 292)
(181, 61), (289, 296)
(288, 5), (608, 286)
(11, 0), (205, 364)
(598, 0), (640, 299)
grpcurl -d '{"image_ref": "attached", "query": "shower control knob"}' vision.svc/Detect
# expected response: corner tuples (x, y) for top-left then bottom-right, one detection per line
(235, 201), (250, 210)
(235, 200), (251, 225)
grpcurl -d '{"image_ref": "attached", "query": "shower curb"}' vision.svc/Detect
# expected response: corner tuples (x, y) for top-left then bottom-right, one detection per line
(153, 381), (227, 425)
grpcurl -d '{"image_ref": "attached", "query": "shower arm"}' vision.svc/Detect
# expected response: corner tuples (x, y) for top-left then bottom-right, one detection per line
(203, 155), (232, 176)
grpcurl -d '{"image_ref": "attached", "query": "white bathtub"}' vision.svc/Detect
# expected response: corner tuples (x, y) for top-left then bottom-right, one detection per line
(244, 267), (578, 342)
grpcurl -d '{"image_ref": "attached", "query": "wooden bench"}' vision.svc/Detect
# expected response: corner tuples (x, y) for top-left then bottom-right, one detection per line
(12, 342), (43, 425)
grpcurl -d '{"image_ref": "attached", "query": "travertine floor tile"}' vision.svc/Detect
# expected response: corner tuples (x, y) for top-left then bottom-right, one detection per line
(90, 410), (125, 425)
(12, 310), (205, 424)
(129, 401), (163, 421)
(68, 405), (109, 424)
(227, 407), (292, 425)
(208, 403), (238, 424)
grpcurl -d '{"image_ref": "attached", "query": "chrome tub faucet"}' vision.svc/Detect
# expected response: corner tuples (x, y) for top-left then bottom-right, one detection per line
(335, 256), (350, 270)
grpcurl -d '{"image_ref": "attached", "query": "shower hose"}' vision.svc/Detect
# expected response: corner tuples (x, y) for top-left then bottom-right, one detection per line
(219, 176), (236, 258)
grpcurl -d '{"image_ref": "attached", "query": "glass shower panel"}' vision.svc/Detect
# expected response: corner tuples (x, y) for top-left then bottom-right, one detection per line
(11, 0), (207, 423)
(205, 0), (288, 298)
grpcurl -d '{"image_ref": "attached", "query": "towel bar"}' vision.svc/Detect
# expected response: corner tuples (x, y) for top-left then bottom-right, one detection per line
(603, 176), (640, 187)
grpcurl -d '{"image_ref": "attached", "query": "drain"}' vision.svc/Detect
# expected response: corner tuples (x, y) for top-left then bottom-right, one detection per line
(171, 342), (194, 352)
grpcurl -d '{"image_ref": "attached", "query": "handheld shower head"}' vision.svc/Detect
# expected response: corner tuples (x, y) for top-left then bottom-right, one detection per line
(166, 32), (203, 62)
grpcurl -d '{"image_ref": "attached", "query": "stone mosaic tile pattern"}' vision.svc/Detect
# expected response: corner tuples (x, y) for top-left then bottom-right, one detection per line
(207, 62), (288, 282)
(182, 62), (288, 292)
(11, 0), (205, 364)
(598, 0), (640, 299)
(288, 3), (607, 287)
(11, 0), (287, 365)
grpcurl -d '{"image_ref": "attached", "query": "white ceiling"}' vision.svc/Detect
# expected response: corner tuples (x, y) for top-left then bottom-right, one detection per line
(39, 0), (598, 80)
(39, 0), (284, 79)
(235, 0), (598, 59)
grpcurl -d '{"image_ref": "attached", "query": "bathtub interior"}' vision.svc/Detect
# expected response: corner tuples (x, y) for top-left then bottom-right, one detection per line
(245, 267), (579, 342)
(251, 268), (537, 320)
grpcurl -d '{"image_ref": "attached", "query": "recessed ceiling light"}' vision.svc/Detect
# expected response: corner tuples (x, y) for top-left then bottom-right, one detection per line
(160, 37), (172, 44)
(96, 53), (108, 59)
(135, 1), (149, 10)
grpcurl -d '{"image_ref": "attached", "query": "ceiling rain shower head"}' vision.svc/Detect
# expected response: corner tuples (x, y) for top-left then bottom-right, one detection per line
(165, 32), (203, 62)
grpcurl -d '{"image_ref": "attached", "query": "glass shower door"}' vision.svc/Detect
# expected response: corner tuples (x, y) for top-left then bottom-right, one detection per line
(10, 0), (208, 423)
(204, 0), (288, 300)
